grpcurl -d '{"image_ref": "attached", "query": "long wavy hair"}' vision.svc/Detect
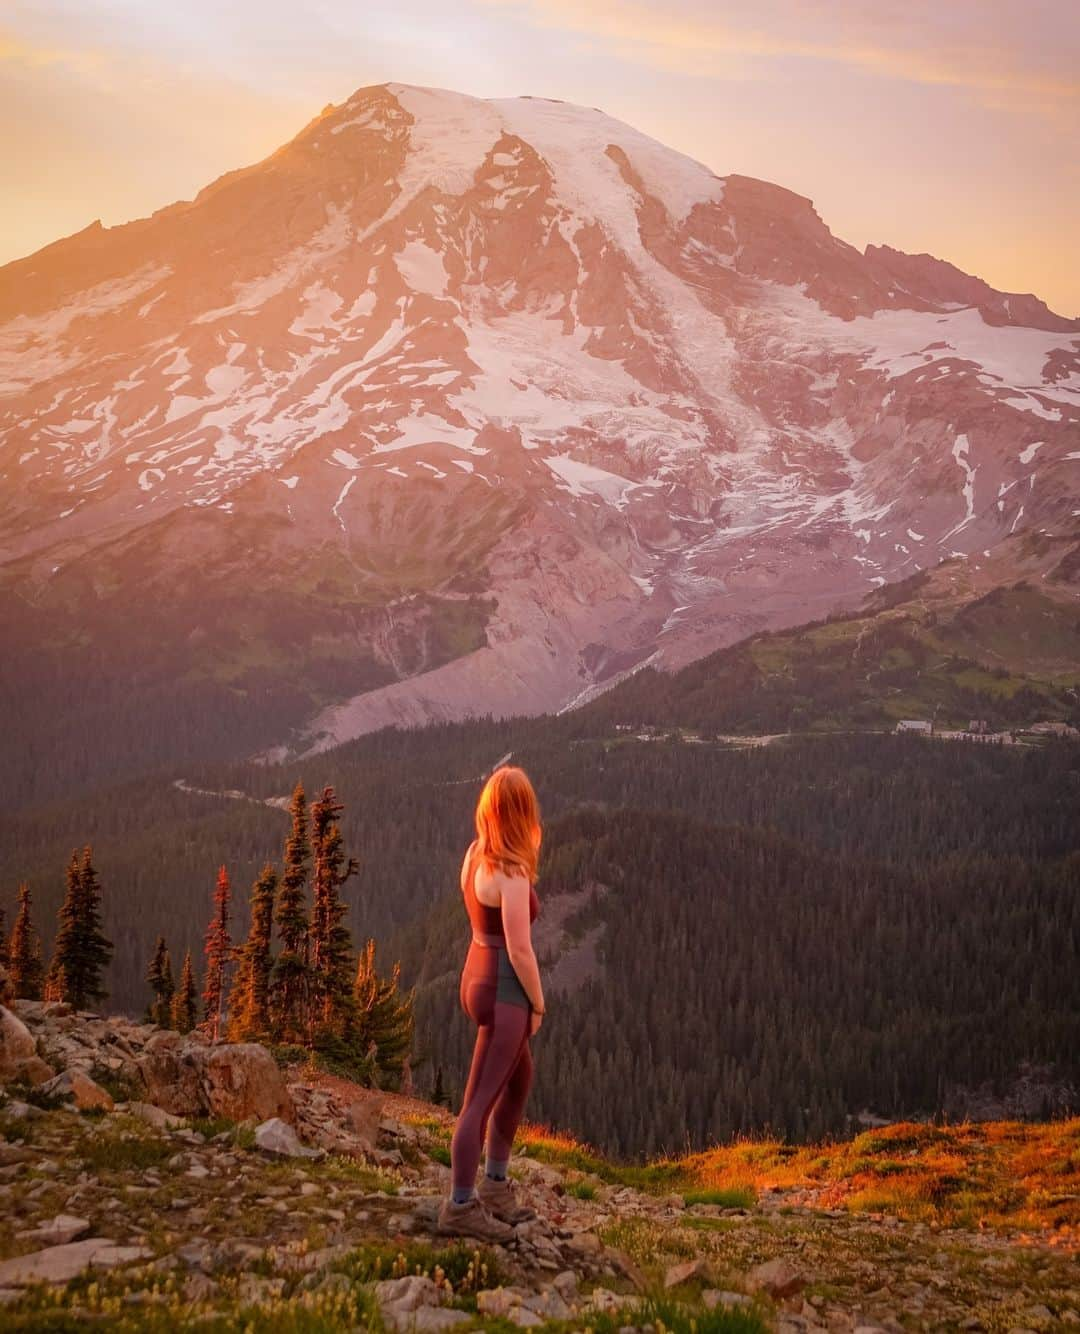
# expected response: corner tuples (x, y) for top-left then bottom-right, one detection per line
(474, 765), (541, 883)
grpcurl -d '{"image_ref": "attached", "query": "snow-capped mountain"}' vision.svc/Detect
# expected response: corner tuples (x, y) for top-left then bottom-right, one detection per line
(1, 82), (1077, 758)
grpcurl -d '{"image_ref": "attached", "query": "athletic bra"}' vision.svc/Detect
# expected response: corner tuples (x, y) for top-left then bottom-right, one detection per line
(462, 841), (539, 939)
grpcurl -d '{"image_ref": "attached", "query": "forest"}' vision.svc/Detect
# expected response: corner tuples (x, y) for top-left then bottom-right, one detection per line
(2, 720), (1077, 1157)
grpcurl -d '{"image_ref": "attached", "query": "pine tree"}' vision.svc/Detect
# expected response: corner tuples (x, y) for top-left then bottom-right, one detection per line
(270, 783), (311, 1043)
(47, 847), (112, 1010)
(227, 863), (277, 1042)
(200, 865), (232, 1043)
(171, 950), (198, 1034)
(145, 935), (175, 1027)
(7, 883), (45, 1001)
(351, 938), (414, 1085)
(431, 1065), (450, 1108)
(309, 785), (358, 1035)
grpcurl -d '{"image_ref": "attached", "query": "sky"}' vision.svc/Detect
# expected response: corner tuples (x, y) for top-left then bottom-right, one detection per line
(3, 0), (1078, 315)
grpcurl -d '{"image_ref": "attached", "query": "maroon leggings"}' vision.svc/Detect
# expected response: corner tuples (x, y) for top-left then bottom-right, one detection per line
(451, 945), (534, 1190)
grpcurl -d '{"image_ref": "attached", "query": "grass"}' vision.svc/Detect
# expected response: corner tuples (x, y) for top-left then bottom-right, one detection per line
(520, 1116), (1080, 1246)
(332, 1239), (504, 1292)
(79, 1133), (175, 1173)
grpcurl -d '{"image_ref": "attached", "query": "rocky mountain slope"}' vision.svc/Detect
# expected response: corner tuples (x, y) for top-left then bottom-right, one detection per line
(1, 82), (1077, 786)
(1, 1000), (1078, 1331)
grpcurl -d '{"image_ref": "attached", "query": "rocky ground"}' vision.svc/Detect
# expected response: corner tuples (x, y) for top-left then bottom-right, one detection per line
(1, 1000), (1078, 1332)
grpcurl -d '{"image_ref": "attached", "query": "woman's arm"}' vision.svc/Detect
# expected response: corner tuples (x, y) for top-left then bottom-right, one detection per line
(499, 871), (545, 1014)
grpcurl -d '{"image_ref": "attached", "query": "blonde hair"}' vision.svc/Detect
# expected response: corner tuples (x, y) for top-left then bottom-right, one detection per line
(474, 766), (541, 883)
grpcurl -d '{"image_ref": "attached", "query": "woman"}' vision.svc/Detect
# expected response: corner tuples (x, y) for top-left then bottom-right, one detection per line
(436, 765), (546, 1241)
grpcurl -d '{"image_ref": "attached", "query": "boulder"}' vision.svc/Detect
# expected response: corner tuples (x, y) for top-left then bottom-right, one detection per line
(17, 1216), (91, 1246)
(703, 1290), (753, 1310)
(124, 1101), (184, 1131)
(0, 1239), (152, 1288)
(204, 1044), (293, 1124)
(744, 1257), (804, 1299)
(374, 1275), (444, 1312)
(664, 1257), (710, 1288)
(254, 1117), (323, 1159)
(0, 1006), (37, 1081)
(346, 1094), (386, 1147)
(134, 1044), (205, 1117)
(136, 1040), (293, 1123)
(40, 1069), (114, 1112)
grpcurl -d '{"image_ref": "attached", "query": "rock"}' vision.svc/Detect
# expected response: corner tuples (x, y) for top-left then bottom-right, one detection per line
(375, 1275), (444, 1312)
(204, 1044), (293, 1124)
(22, 1057), (58, 1086)
(745, 1257), (805, 1299)
(136, 1040), (293, 1123)
(346, 1095), (386, 1147)
(125, 1101), (183, 1130)
(405, 1308), (473, 1332)
(583, 1288), (640, 1313)
(0, 1006), (39, 1082)
(40, 1069), (115, 1112)
(134, 1044), (205, 1116)
(254, 1117), (323, 1159)
(552, 1270), (579, 1300)
(0, 1239), (152, 1287)
(17, 1215), (91, 1246)
(664, 1257), (709, 1288)
(565, 1230), (602, 1256)
(703, 1290), (752, 1310)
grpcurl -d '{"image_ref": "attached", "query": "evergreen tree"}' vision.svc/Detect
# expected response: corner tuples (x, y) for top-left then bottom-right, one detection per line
(47, 847), (112, 1010)
(7, 883), (45, 1001)
(200, 865), (232, 1043)
(145, 935), (175, 1027)
(270, 783), (311, 1042)
(351, 937), (414, 1085)
(171, 950), (198, 1034)
(309, 785), (359, 1034)
(227, 863), (277, 1042)
(430, 1065), (450, 1108)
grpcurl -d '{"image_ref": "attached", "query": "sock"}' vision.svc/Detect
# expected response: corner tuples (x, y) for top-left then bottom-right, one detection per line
(451, 1184), (476, 1205)
(485, 1157), (509, 1181)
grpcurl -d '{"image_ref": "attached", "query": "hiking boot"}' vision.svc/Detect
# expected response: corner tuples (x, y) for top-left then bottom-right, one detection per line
(477, 1173), (538, 1224)
(436, 1193), (516, 1242)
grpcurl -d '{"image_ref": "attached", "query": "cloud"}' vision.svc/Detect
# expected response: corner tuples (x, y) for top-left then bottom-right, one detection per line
(485, 0), (1079, 116)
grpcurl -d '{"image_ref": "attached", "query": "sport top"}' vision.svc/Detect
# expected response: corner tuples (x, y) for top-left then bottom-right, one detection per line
(462, 840), (539, 938)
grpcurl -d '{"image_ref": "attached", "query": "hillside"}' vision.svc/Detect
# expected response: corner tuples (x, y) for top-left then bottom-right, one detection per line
(3, 731), (1077, 1158)
(2, 81), (1079, 808)
(1, 1003), (1078, 1331)
(571, 535), (1080, 736)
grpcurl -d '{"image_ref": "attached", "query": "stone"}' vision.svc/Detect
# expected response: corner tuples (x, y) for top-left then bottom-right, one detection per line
(565, 1230), (602, 1255)
(40, 1069), (115, 1112)
(22, 1057), (58, 1086)
(552, 1270), (579, 1300)
(703, 1290), (753, 1310)
(0, 1239), (153, 1287)
(125, 1101), (183, 1130)
(405, 1308), (473, 1332)
(0, 1006), (42, 1084)
(745, 1257), (805, 1299)
(664, 1257), (709, 1288)
(254, 1117), (323, 1159)
(346, 1094), (386, 1146)
(134, 1044), (205, 1117)
(17, 1215), (91, 1246)
(204, 1043), (294, 1124)
(375, 1275), (444, 1312)
(584, 1288), (640, 1313)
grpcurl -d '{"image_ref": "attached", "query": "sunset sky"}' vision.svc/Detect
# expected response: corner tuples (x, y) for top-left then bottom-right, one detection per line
(3, 0), (1078, 315)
